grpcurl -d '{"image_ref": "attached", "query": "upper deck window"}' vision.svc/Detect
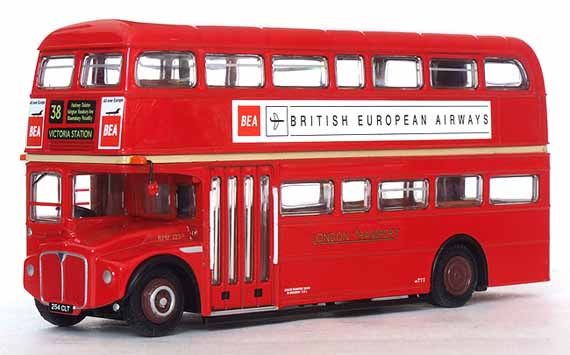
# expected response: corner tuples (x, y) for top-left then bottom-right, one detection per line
(335, 55), (364, 88)
(205, 54), (264, 87)
(81, 54), (122, 87)
(430, 59), (478, 89)
(373, 56), (422, 88)
(37, 56), (75, 89)
(136, 52), (196, 88)
(272, 56), (328, 87)
(484, 58), (528, 89)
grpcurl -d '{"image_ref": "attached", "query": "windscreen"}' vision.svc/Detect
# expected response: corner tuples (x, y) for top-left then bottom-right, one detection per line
(30, 172), (62, 222)
(65, 173), (196, 219)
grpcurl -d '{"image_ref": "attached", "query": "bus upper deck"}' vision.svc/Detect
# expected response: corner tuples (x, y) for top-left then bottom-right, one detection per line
(25, 20), (546, 161)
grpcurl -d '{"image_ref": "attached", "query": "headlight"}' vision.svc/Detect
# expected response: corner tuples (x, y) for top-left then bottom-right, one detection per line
(26, 263), (35, 277)
(27, 227), (32, 237)
(102, 269), (113, 284)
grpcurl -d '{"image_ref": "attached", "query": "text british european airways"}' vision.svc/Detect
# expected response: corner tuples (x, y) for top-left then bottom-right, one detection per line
(290, 113), (489, 127)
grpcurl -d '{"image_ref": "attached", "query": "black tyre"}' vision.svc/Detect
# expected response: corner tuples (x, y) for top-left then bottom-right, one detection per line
(125, 268), (184, 337)
(430, 244), (478, 308)
(35, 299), (86, 327)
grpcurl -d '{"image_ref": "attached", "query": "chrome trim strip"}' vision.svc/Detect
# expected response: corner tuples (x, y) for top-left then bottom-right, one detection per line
(272, 187), (279, 265)
(23, 145), (548, 164)
(227, 177), (237, 284)
(209, 189), (215, 271)
(370, 296), (409, 302)
(39, 251), (88, 309)
(244, 176), (254, 282)
(60, 254), (65, 301)
(259, 175), (270, 281)
(179, 246), (203, 254)
(210, 177), (221, 284)
(210, 305), (279, 317)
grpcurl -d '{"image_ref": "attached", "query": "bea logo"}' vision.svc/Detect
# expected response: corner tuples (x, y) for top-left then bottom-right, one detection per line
(99, 115), (121, 148)
(237, 105), (260, 136)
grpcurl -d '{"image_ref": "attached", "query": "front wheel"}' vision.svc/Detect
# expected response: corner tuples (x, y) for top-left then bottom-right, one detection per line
(35, 299), (86, 327)
(125, 268), (185, 337)
(430, 245), (478, 308)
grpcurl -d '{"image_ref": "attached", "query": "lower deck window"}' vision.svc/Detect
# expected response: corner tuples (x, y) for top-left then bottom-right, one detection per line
(379, 180), (428, 210)
(490, 175), (538, 204)
(342, 179), (371, 213)
(436, 176), (482, 208)
(281, 181), (334, 216)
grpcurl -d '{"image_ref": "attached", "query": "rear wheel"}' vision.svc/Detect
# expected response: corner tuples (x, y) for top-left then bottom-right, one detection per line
(430, 245), (478, 308)
(35, 299), (86, 327)
(125, 268), (184, 337)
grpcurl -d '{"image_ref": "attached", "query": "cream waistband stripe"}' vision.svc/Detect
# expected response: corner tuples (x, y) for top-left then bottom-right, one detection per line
(23, 145), (547, 164)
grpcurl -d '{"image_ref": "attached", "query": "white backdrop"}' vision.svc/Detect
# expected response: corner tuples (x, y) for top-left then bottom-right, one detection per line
(0, 0), (568, 351)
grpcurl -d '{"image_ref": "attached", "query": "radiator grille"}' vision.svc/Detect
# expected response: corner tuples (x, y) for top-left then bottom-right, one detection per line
(39, 251), (88, 309)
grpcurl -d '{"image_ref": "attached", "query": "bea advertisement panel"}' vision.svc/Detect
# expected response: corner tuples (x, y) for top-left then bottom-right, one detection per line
(232, 100), (492, 143)
(26, 99), (46, 149)
(98, 97), (125, 150)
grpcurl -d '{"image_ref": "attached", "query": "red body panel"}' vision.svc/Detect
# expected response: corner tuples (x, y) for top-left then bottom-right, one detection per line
(22, 20), (549, 319)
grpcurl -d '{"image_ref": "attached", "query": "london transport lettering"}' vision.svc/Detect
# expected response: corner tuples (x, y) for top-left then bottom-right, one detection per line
(313, 228), (400, 246)
(233, 100), (491, 143)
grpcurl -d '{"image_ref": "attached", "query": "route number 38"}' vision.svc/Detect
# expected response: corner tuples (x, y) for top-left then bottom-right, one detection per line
(49, 101), (63, 123)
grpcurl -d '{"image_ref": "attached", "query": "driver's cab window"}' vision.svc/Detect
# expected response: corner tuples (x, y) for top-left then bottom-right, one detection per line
(141, 175), (197, 218)
(144, 183), (171, 215)
(30, 172), (62, 223)
(73, 174), (125, 218)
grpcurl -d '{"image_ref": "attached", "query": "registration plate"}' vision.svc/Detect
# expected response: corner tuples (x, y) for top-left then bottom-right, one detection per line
(49, 302), (74, 314)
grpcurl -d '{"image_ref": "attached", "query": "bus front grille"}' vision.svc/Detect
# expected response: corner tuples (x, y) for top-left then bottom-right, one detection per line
(39, 251), (88, 309)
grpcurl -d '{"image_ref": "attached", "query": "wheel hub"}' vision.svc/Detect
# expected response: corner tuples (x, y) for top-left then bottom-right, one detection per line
(141, 278), (177, 324)
(443, 256), (473, 296)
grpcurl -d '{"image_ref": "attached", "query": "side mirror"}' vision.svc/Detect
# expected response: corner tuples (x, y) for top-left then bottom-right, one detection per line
(145, 160), (159, 196)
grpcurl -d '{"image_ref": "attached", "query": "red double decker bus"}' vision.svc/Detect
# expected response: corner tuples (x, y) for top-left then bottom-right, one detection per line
(22, 20), (549, 336)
